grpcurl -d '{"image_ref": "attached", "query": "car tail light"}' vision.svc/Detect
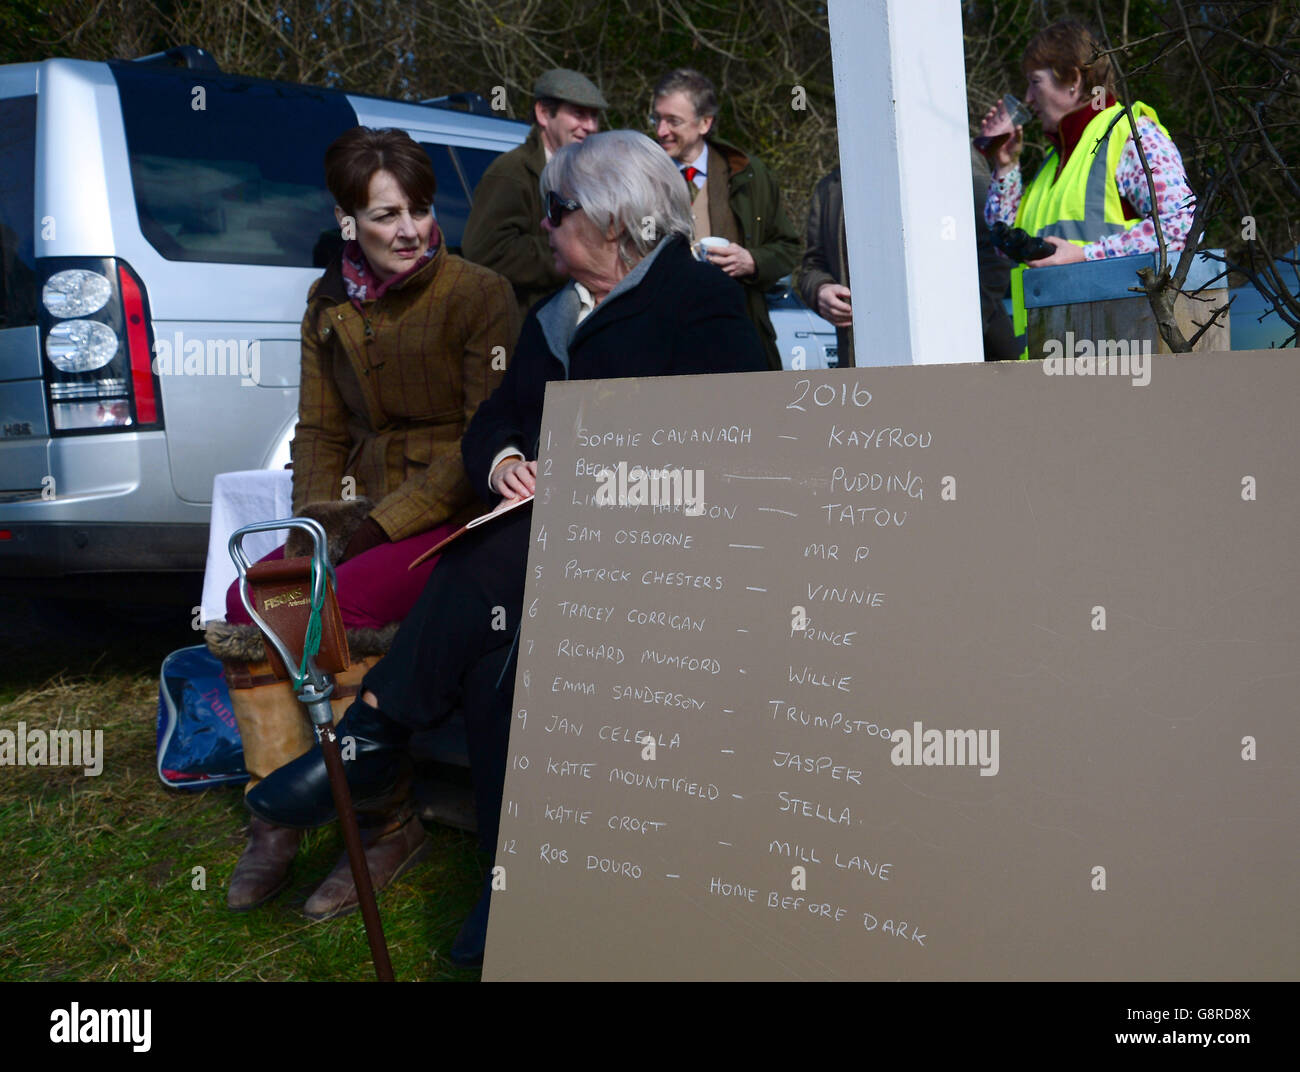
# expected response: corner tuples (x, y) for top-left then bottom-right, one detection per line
(51, 400), (134, 431)
(42, 268), (112, 318)
(45, 319), (119, 372)
(38, 257), (163, 433)
(118, 265), (158, 425)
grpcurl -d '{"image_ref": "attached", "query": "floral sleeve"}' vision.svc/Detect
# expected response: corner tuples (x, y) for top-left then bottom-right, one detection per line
(1083, 118), (1196, 260)
(984, 165), (1022, 229)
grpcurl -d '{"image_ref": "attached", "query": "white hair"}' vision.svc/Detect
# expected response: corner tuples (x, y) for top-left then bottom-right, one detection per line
(540, 130), (693, 267)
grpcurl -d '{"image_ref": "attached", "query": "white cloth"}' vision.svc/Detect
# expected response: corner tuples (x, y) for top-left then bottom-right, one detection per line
(200, 469), (294, 624)
(572, 281), (597, 324)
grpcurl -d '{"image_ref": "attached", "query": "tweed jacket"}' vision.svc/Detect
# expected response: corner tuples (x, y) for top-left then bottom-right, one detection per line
(291, 236), (520, 541)
(795, 166), (855, 367)
(462, 234), (766, 503)
(705, 136), (801, 372)
(462, 125), (567, 320)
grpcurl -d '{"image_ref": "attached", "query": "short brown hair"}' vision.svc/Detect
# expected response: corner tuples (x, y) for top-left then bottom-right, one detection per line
(653, 68), (718, 121)
(1022, 19), (1117, 99)
(323, 127), (436, 217)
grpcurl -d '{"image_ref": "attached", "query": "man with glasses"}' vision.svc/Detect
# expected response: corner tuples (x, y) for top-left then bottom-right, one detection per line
(650, 67), (799, 371)
(463, 68), (608, 321)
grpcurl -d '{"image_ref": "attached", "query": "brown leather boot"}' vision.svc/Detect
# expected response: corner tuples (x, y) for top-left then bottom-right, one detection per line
(303, 812), (430, 921)
(222, 652), (381, 912)
(228, 815), (303, 910)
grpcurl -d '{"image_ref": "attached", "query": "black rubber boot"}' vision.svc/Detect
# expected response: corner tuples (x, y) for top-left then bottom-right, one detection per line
(245, 699), (411, 829)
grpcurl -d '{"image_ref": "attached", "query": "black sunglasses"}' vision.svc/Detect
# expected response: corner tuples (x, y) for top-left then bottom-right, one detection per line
(546, 190), (581, 228)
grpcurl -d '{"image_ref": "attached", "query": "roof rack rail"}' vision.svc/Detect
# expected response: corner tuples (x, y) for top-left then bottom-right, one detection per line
(420, 92), (494, 117)
(129, 46), (220, 72)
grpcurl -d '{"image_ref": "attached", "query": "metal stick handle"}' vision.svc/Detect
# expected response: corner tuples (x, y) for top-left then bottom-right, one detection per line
(229, 517), (336, 698)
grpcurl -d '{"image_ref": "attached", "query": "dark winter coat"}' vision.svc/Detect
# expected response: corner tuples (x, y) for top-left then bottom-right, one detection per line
(462, 234), (767, 501)
(795, 166), (855, 367)
(461, 126), (567, 320)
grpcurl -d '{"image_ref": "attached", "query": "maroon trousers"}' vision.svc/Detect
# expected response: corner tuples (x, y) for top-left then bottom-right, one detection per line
(224, 520), (460, 630)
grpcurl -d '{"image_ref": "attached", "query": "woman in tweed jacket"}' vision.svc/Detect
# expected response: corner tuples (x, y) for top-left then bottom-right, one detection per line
(222, 127), (518, 922)
(227, 127), (520, 631)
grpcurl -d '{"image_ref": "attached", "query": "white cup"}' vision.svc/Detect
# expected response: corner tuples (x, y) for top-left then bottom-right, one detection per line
(693, 236), (729, 262)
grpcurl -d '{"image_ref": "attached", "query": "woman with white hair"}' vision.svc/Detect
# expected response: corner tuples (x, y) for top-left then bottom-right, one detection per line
(246, 130), (767, 965)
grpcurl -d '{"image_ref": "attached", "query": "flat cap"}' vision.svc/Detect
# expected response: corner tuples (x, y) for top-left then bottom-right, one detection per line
(533, 68), (608, 110)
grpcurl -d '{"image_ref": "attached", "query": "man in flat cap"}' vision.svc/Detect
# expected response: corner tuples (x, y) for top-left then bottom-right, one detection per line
(463, 68), (608, 319)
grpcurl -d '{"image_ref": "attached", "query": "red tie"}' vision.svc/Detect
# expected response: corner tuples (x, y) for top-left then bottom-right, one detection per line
(683, 166), (699, 187)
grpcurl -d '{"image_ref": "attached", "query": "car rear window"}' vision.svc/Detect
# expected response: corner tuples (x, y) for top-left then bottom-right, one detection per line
(418, 145), (499, 253)
(110, 64), (358, 267)
(0, 95), (37, 328)
(422, 144), (470, 252)
(453, 146), (499, 202)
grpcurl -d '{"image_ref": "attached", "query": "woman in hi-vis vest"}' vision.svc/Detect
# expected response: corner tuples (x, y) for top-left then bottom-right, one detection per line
(976, 18), (1195, 357)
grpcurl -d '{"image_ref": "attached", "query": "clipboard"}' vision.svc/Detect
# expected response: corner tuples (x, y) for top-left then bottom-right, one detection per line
(407, 494), (534, 570)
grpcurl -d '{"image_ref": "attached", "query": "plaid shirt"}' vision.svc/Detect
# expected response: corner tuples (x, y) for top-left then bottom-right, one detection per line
(291, 244), (520, 541)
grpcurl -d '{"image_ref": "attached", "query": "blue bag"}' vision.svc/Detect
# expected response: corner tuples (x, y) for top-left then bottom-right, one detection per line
(156, 645), (249, 790)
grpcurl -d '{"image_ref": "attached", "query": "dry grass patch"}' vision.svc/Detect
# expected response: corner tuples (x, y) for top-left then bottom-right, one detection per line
(0, 599), (483, 981)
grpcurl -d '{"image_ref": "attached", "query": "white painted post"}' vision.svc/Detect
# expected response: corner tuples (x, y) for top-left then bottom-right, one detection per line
(828, 0), (983, 365)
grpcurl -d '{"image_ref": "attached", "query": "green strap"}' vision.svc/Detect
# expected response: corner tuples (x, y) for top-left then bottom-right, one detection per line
(293, 557), (325, 690)
(1010, 265), (1029, 360)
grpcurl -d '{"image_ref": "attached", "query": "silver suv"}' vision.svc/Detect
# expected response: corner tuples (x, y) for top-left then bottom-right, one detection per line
(0, 51), (835, 591)
(0, 49), (527, 590)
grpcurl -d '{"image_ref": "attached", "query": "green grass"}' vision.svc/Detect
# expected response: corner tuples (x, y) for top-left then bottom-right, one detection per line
(0, 598), (483, 981)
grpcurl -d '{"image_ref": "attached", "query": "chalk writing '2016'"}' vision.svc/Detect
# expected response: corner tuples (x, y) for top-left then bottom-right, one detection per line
(787, 379), (873, 411)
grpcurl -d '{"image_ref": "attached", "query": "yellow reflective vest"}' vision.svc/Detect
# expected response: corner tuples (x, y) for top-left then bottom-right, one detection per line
(1009, 101), (1169, 358)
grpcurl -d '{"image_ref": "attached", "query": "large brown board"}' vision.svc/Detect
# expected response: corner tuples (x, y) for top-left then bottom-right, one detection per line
(481, 351), (1299, 980)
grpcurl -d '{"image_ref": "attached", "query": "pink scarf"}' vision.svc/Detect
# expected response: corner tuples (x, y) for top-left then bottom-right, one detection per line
(340, 223), (441, 312)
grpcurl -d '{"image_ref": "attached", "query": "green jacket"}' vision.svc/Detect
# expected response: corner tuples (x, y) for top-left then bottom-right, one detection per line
(462, 126), (566, 319)
(709, 135), (801, 371)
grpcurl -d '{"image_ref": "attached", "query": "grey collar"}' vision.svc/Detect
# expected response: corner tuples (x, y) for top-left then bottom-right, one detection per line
(535, 235), (676, 377)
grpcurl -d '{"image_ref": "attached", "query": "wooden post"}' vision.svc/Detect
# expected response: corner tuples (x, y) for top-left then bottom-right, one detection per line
(828, 0), (984, 366)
